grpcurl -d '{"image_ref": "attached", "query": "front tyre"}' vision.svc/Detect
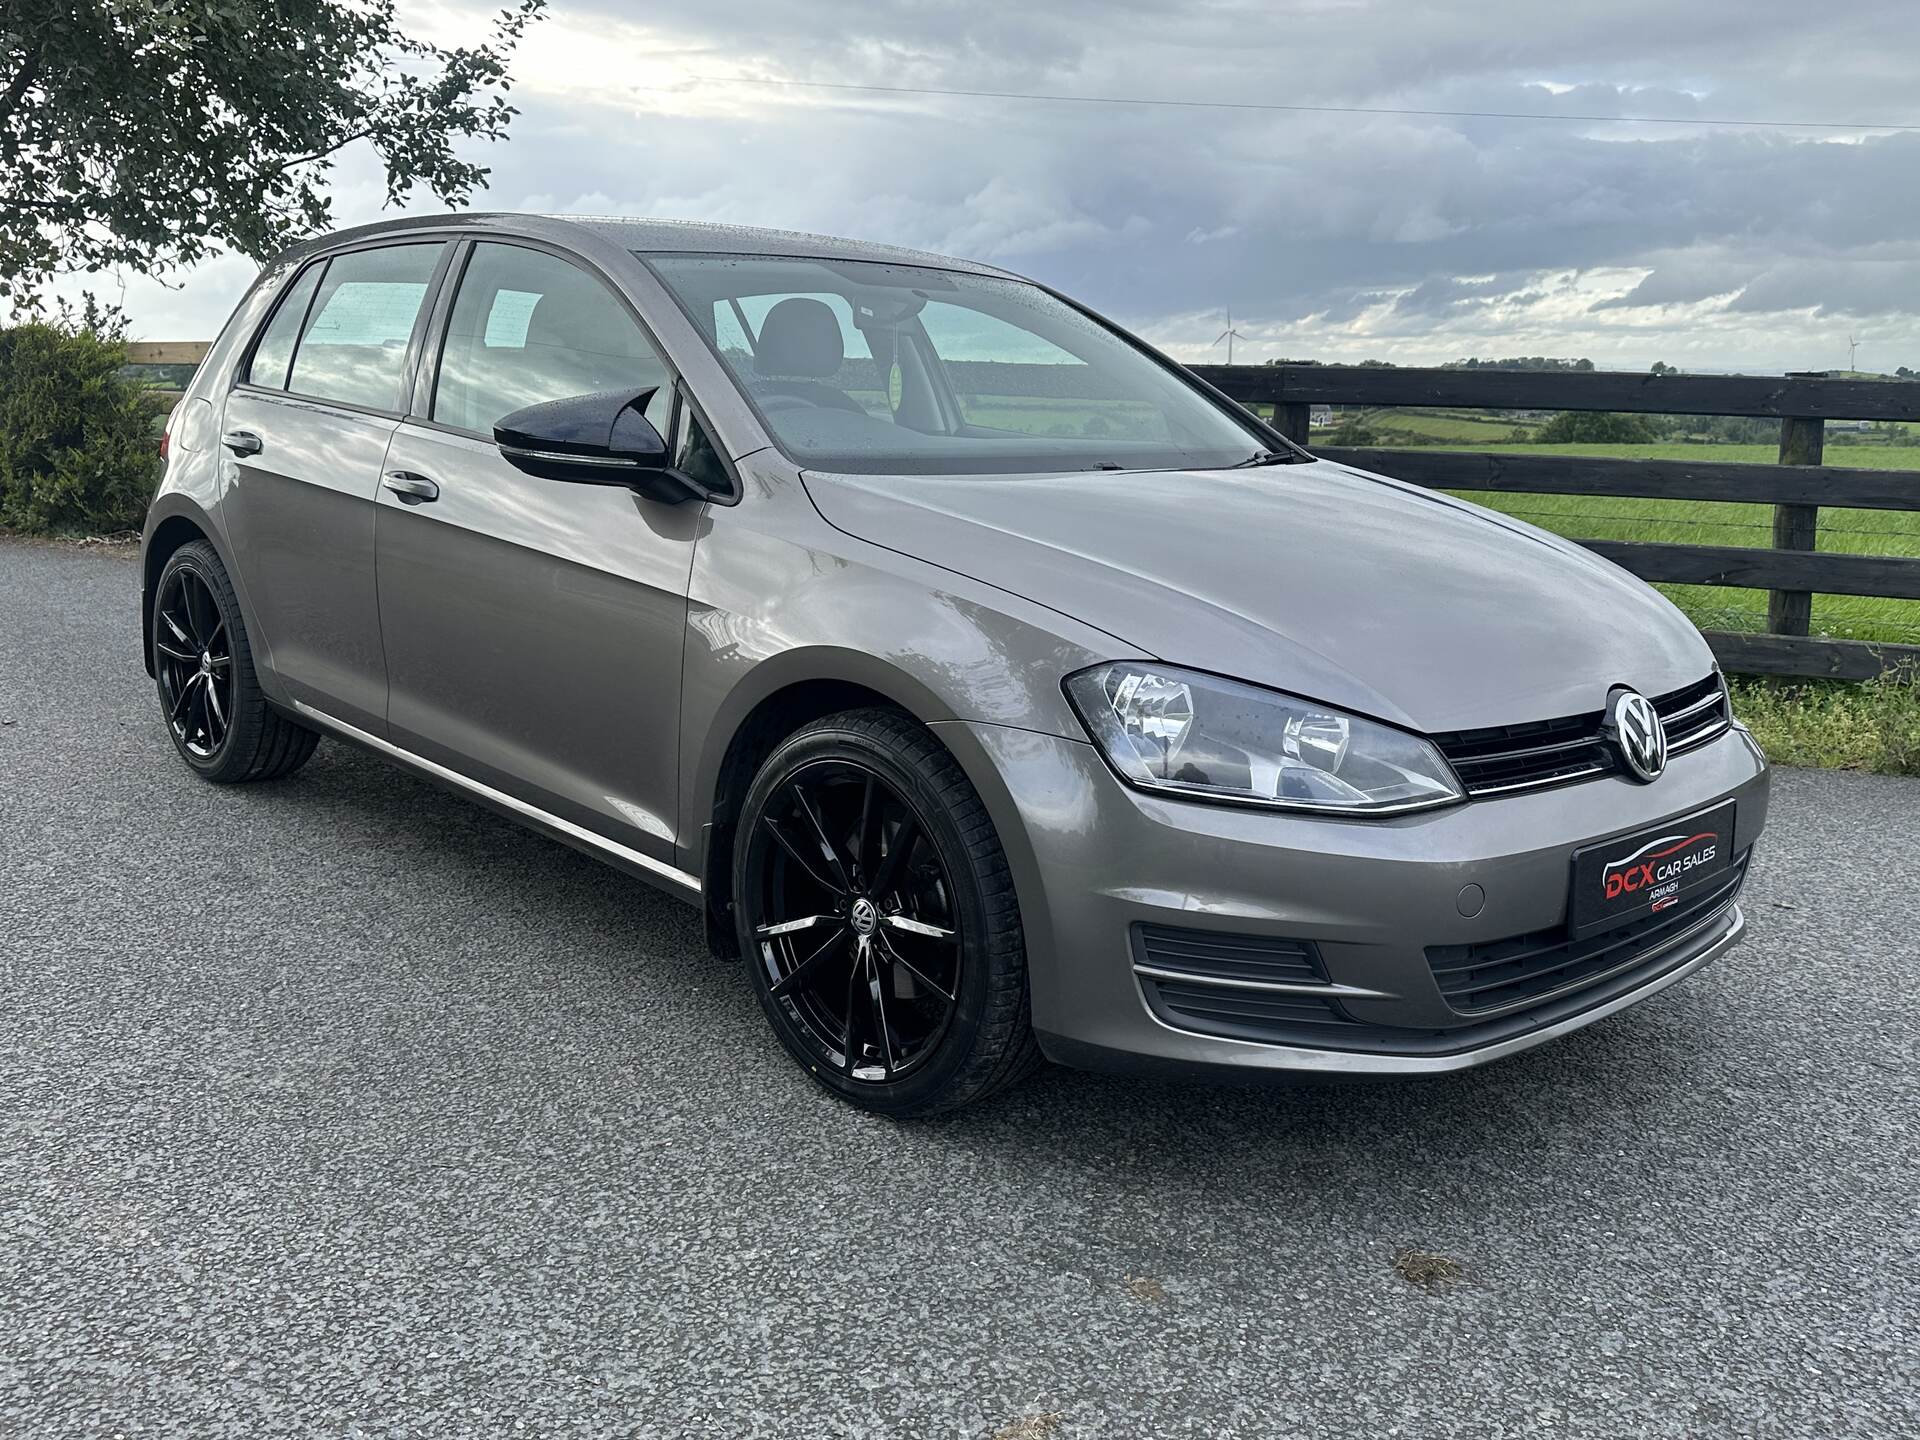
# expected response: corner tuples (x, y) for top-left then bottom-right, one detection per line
(734, 708), (1040, 1117)
(152, 540), (319, 783)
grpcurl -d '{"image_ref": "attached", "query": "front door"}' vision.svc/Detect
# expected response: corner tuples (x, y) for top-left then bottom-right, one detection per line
(219, 241), (447, 733)
(374, 240), (696, 865)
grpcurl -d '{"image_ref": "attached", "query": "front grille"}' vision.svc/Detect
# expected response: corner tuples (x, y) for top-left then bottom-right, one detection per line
(1432, 673), (1732, 798)
(1425, 849), (1750, 1014)
(1134, 925), (1326, 985)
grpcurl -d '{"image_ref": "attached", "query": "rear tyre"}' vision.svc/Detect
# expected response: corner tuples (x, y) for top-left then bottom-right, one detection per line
(734, 707), (1041, 1117)
(152, 540), (319, 783)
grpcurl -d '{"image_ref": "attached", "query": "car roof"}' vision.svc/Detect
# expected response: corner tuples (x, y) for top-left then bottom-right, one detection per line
(274, 211), (1023, 280)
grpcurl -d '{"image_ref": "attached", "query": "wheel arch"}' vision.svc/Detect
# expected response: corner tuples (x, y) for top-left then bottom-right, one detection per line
(692, 649), (963, 958)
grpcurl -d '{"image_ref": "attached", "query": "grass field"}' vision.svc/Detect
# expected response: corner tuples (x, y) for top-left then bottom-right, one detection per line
(1338, 408), (1530, 443)
(1420, 443), (1920, 645)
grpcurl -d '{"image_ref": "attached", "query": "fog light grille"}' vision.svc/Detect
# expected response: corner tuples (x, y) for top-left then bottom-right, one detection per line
(1134, 925), (1327, 985)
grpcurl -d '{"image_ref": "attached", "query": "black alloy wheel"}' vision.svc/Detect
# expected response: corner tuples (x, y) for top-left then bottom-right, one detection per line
(155, 565), (234, 760)
(150, 540), (320, 783)
(734, 708), (1040, 1116)
(747, 758), (963, 1083)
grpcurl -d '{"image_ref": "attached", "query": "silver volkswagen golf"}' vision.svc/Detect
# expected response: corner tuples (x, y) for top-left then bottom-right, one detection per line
(143, 214), (1770, 1115)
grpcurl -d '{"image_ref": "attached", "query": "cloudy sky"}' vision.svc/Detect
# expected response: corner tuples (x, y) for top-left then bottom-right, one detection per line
(65, 0), (1920, 373)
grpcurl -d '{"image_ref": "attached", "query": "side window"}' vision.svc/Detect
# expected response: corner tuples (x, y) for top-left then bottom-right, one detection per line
(286, 244), (441, 411)
(433, 243), (672, 436)
(246, 262), (324, 390)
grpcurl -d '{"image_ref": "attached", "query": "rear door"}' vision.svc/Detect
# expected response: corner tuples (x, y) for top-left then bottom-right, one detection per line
(220, 240), (449, 733)
(373, 238), (698, 865)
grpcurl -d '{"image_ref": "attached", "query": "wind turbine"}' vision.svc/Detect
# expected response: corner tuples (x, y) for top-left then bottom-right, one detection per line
(1848, 335), (1862, 372)
(1214, 310), (1246, 366)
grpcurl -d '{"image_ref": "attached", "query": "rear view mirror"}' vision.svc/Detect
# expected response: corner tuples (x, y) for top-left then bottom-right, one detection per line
(494, 387), (701, 503)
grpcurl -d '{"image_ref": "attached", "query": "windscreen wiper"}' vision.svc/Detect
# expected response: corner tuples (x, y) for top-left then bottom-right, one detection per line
(1228, 449), (1296, 467)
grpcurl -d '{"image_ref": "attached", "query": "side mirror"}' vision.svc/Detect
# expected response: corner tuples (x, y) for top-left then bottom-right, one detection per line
(493, 387), (701, 503)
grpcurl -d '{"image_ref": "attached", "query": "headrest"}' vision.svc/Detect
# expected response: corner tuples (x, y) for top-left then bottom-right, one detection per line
(753, 297), (845, 378)
(525, 288), (638, 355)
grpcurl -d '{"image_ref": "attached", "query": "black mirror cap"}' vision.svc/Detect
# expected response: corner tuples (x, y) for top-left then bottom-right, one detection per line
(493, 387), (700, 502)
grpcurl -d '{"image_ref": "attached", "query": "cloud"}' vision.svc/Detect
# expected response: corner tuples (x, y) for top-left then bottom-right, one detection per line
(32, 0), (1920, 372)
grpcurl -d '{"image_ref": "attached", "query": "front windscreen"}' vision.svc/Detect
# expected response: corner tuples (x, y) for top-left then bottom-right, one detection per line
(643, 253), (1267, 476)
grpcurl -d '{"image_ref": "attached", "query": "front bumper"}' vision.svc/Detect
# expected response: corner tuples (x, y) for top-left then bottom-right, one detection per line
(933, 719), (1770, 1078)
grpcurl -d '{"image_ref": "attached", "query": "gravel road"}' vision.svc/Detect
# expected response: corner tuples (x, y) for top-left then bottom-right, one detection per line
(1, 535), (1915, 1439)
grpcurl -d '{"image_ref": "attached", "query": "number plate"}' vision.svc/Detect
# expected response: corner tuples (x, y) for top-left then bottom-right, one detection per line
(1568, 800), (1735, 940)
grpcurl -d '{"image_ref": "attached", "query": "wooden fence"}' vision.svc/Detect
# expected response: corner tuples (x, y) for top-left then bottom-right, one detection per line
(126, 344), (1919, 681)
(1195, 363), (1920, 682)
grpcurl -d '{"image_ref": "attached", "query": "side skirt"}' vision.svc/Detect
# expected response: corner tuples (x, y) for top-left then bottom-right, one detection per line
(286, 700), (704, 905)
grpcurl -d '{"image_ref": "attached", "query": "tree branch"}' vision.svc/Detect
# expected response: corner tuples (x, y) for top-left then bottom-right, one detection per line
(0, 43), (44, 137)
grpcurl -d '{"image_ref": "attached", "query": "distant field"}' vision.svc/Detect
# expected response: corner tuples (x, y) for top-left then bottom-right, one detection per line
(1403, 443), (1920, 645)
(1339, 408), (1529, 443)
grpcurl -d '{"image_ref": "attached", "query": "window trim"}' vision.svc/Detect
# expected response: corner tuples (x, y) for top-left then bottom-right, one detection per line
(230, 235), (457, 423)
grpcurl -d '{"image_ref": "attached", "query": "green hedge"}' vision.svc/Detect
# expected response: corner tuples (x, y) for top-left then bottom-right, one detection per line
(0, 311), (161, 535)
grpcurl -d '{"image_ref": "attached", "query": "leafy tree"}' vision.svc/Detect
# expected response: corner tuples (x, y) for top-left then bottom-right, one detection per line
(0, 298), (159, 533)
(0, 0), (546, 299)
(1536, 410), (1658, 444)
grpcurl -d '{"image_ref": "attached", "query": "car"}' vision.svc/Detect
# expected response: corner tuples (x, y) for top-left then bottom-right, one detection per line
(141, 213), (1770, 1116)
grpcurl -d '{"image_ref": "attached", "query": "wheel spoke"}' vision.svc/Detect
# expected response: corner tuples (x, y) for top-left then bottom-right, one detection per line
(867, 954), (897, 1077)
(181, 579), (209, 647)
(880, 938), (956, 1004)
(168, 671), (201, 722)
(205, 672), (227, 737)
(160, 607), (192, 647)
(187, 675), (210, 746)
(855, 773), (878, 886)
(770, 925), (848, 1000)
(869, 816), (919, 900)
(155, 639), (196, 664)
(762, 814), (846, 896)
(841, 944), (868, 1073)
(882, 914), (956, 941)
(789, 781), (853, 894)
(755, 914), (837, 939)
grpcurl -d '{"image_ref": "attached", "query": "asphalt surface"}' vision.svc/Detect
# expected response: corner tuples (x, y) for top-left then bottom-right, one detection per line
(1, 534), (1915, 1440)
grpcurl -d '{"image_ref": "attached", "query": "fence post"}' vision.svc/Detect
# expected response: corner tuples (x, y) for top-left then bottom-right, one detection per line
(1274, 402), (1312, 446)
(1769, 406), (1824, 637)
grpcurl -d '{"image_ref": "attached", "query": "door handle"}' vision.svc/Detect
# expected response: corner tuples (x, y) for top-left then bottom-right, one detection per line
(382, 471), (440, 504)
(222, 430), (263, 457)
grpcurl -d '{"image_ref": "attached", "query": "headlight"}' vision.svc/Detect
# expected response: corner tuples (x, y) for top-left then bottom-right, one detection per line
(1064, 663), (1464, 815)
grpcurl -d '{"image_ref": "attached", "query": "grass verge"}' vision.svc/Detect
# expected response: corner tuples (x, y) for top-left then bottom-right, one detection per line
(1729, 674), (1920, 775)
